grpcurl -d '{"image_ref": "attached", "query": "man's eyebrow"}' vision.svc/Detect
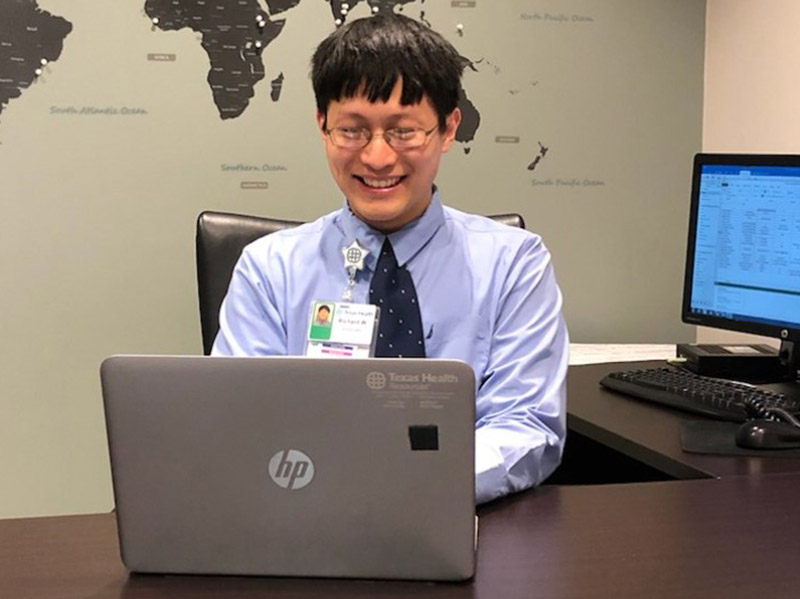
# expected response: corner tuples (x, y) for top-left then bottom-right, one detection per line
(329, 112), (423, 125)
(327, 113), (369, 126)
(332, 111), (369, 120)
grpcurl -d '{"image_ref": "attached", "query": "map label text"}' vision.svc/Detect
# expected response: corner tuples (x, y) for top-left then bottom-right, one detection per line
(147, 53), (176, 62)
(521, 13), (595, 23)
(532, 178), (606, 187)
(49, 106), (148, 116)
(221, 163), (288, 172)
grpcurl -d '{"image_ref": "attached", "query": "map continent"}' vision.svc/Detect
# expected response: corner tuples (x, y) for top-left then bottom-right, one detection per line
(143, 0), (423, 120)
(456, 86), (480, 153)
(265, 1), (304, 15)
(0, 0), (72, 118)
(145, 0), (285, 119)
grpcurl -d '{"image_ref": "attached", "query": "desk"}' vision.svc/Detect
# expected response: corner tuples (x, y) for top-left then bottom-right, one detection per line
(3, 362), (800, 599)
(567, 361), (800, 480)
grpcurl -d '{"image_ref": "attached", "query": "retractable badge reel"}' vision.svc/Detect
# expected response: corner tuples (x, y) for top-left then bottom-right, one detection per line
(303, 240), (380, 358)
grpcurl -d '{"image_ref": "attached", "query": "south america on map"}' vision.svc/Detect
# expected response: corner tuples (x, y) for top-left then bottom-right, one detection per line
(0, 0), (72, 121)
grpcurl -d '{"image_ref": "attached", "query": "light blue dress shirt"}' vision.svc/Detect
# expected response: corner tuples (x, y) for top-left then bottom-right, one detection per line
(213, 191), (569, 504)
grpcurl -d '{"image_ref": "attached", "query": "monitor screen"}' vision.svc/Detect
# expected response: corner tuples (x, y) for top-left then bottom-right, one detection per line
(682, 154), (800, 342)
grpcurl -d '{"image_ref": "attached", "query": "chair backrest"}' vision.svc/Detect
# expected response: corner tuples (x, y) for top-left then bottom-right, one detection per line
(196, 210), (526, 355)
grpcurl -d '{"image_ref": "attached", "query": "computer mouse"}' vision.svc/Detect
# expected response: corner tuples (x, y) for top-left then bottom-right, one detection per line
(735, 418), (800, 450)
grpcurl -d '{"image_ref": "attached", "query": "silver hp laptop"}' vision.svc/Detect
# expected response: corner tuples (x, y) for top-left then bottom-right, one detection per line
(101, 356), (476, 581)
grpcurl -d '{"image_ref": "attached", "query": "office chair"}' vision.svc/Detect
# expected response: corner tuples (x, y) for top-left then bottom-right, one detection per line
(196, 210), (526, 355)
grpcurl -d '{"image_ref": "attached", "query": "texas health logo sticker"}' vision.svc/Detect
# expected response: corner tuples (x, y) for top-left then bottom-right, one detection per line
(268, 449), (315, 490)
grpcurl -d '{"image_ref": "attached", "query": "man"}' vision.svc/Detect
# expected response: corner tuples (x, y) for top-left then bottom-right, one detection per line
(313, 304), (332, 326)
(213, 13), (569, 504)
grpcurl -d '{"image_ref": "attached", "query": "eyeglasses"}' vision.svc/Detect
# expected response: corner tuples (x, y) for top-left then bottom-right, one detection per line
(324, 125), (438, 151)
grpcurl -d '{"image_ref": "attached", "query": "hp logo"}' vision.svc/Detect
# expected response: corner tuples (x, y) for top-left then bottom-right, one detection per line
(366, 371), (386, 390)
(268, 449), (315, 490)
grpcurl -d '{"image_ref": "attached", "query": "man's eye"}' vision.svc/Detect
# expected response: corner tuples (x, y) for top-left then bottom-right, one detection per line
(389, 128), (417, 140)
(339, 128), (366, 140)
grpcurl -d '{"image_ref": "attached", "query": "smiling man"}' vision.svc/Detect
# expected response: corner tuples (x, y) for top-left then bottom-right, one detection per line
(317, 79), (456, 233)
(213, 13), (569, 504)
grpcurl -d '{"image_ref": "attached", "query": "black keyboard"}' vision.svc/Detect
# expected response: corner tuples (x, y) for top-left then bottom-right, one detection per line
(600, 367), (800, 422)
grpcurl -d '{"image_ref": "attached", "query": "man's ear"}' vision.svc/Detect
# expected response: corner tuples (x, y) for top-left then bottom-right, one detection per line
(440, 107), (462, 153)
(316, 111), (327, 139)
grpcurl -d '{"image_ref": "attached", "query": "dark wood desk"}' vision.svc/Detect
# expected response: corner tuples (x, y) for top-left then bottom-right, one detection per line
(3, 475), (800, 599)
(3, 362), (800, 599)
(566, 361), (800, 480)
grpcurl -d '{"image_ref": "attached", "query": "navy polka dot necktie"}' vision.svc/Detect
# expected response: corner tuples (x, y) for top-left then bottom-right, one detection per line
(369, 238), (426, 358)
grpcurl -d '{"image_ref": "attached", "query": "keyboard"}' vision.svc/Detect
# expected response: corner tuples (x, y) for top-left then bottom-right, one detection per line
(600, 367), (800, 422)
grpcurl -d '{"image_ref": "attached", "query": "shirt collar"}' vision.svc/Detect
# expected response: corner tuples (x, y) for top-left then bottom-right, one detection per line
(335, 187), (445, 270)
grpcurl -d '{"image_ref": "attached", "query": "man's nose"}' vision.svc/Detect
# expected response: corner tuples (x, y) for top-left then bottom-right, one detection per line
(360, 134), (398, 171)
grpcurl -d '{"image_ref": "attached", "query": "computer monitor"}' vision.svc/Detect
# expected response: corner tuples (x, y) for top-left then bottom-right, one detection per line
(682, 153), (800, 379)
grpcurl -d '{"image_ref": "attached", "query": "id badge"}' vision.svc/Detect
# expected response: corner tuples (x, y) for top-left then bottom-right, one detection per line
(305, 301), (380, 358)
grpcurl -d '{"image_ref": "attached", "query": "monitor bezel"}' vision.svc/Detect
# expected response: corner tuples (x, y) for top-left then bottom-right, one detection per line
(681, 153), (800, 343)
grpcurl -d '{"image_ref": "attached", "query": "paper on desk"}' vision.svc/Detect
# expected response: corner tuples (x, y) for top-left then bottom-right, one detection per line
(569, 344), (675, 365)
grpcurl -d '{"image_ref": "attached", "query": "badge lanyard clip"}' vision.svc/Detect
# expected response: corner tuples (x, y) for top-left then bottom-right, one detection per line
(341, 240), (369, 302)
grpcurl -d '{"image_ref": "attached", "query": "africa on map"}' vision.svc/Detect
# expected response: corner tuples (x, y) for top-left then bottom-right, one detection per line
(144, 0), (482, 154)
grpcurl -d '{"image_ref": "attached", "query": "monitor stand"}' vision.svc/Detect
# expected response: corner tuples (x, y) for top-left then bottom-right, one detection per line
(778, 340), (800, 383)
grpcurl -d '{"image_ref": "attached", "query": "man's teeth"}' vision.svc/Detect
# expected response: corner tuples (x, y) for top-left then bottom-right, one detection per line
(362, 176), (401, 188)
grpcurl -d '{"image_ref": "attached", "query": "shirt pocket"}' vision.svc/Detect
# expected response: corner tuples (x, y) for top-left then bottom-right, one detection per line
(424, 309), (491, 381)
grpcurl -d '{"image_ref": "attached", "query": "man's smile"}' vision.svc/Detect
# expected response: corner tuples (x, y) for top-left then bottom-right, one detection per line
(354, 175), (407, 189)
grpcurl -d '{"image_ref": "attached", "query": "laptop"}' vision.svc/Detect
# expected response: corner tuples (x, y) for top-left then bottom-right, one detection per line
(101, 355), (476, 581)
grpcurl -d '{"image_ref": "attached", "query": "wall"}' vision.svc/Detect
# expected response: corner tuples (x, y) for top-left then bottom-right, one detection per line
(0, 0), (704, 518)
(699, 0), (800, 346)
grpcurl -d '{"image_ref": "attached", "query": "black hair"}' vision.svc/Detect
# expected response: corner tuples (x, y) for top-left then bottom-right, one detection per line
(311, 13), (465, 131)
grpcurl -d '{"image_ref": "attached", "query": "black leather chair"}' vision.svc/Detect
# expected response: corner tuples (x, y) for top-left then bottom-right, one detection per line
(196, 210), (526, 355)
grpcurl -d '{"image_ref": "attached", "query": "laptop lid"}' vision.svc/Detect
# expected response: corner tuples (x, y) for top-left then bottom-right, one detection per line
(101, 356), (476, 581)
